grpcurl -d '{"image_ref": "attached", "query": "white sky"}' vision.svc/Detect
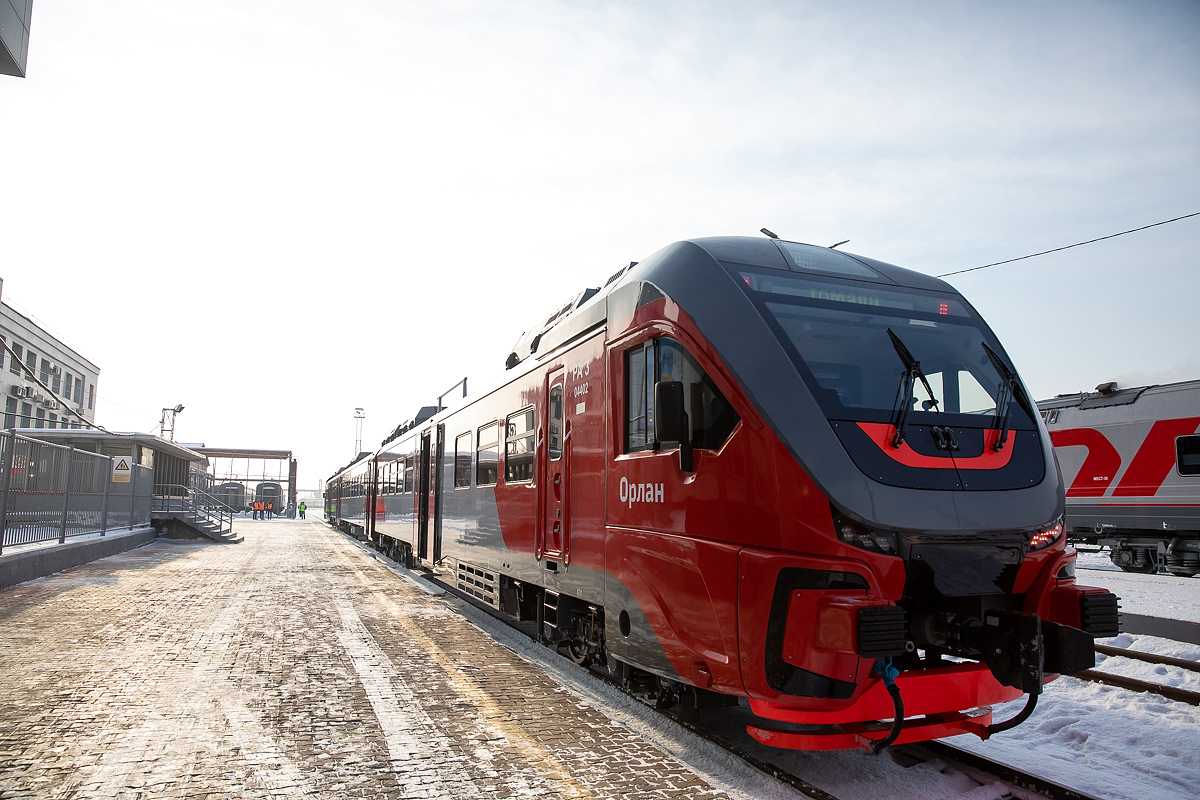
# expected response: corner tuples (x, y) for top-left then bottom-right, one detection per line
(2, 0), (1197, 489)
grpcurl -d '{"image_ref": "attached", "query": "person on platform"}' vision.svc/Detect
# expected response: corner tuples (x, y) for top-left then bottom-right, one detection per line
(266, 501), (274, 520)
(252, 501), (261, 520)
(299, 502), (307, 519)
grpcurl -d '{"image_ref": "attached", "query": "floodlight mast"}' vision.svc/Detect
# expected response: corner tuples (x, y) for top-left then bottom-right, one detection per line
(353, 408), (365, 457)
(160, 405), (185, 442)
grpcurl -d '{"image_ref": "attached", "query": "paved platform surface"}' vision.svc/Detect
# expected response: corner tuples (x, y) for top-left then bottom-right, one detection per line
(0, 519), (731, 799)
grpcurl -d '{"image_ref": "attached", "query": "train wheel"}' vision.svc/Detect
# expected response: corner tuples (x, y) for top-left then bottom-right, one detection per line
(1118, 562), (1157, 574)
(563, 639), (592, 667)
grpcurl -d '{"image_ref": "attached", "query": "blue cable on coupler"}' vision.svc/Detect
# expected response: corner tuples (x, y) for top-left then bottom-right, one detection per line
(867, 658), (904, 755)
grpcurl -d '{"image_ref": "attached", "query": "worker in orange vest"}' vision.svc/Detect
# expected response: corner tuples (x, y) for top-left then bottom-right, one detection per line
(253, 501), (262, 519)
(266, 501), (274, 520)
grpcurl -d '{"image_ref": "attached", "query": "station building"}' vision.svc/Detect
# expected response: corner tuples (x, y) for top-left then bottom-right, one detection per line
(0, 0), (32, 78)
(0, 300), (101, 431)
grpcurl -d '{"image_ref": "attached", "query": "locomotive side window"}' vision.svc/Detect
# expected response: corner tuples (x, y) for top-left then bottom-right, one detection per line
(625, 337), (739, 453)
(506, 407), (536, 482)
(1178, 435), (1200, 477)
(454, 432), (472, 488)
(548, 385), (563, 461)
(477, 422), (499, 486)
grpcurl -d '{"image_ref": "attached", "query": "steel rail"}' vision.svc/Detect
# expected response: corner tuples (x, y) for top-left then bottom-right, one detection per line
(1095, 644), (1200, 673)
(1071, 669), (1200, 705)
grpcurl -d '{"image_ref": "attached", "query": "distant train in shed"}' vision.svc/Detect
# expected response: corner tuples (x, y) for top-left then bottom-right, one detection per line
(255, 481), (285, 515)
(214, 481), (248, 513)
(327, 234), (1118, 752)
(1038, 379), (1200, 576)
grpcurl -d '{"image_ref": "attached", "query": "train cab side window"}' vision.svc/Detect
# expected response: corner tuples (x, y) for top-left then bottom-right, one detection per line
(477, 422), (499, 486)
(548, 385), (563, 461)
(1178, 435), (1200, 477)
(506, 407), (536, 482)
(454, 432), (472, 488)
(625, 337), (739, 454)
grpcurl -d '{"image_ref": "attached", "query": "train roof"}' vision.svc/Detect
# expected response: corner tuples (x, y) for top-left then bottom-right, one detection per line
(344, 234), (971, 476)
(501, 235), (956, 373)
(1037, 378), (1200, 411)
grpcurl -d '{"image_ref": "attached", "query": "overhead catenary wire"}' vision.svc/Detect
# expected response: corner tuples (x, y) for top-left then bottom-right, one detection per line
(937, 211), (1200, 278)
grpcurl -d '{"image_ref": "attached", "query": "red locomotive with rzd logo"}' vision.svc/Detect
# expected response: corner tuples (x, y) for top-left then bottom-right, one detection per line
(328, 236), (1118, 751)
(1039, 380), (1200, 576)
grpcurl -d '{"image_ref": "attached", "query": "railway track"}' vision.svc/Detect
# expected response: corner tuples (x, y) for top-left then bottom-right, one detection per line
(407, 558), (1105, 800)
(1070, 644), (1200, 705)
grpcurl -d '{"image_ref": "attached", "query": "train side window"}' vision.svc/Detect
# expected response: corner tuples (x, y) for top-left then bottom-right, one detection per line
(477, 422), (499, 486)
(548, 385), (563, 461)
(403, 455), (414, 493)
(625, 337), (739, 453)
(1178, 435), (1200, 477)
(454, 432), (472, 488)
(506, 407), (536, 482)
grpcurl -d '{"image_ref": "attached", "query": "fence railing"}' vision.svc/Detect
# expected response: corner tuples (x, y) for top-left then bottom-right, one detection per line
(152, 483), (234, 535)
(0, 430), (154, 553)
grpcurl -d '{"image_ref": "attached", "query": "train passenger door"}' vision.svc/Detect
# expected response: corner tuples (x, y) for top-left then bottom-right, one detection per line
(417, 432), (431, 560)
(432, 423), (445, 564)
(541, 369), (568, 562)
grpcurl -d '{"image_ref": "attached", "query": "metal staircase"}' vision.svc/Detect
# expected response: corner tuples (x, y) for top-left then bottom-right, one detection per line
(151, 484), (242, 544)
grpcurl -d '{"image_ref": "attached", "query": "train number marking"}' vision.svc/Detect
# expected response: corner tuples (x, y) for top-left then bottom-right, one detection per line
(571, 362), (590, 381)
(573, 382), (589, 397)
(619, 477), (664, 508)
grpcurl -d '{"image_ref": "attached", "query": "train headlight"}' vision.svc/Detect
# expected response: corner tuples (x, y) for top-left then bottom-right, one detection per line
(834, 515), (898, 556)
(1029, 516), (1064, 551)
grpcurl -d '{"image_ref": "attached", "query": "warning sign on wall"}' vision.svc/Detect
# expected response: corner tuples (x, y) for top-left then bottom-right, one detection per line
(112, 457), (132, 483)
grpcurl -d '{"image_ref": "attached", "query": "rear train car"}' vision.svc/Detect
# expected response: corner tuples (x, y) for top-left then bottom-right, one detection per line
(330, 235), (1119, 751)
(1038, 379), (1200, 575)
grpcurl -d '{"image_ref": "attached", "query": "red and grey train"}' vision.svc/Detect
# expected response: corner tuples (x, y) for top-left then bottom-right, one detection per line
(1038, 379), (1200, 576)
(326, 235), (1119, 752)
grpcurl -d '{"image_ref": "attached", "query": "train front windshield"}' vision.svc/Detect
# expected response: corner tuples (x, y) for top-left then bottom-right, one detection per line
(739, 271), (1032, 427)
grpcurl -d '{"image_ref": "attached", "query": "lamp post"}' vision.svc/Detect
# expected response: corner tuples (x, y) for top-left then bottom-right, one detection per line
(353, 408), (365, 457)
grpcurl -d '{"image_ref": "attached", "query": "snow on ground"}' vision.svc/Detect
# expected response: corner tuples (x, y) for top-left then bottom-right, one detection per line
(948, 661), (1200, 800)
(1075, 564), (1200, 623)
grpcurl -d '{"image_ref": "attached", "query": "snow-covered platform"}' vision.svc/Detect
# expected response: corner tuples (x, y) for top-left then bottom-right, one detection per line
(0, 520), (772, 799)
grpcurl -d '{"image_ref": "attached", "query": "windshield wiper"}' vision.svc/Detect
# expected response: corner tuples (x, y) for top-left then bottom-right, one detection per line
(982, 342), (1019, 452)
(886, 329), (940, 448)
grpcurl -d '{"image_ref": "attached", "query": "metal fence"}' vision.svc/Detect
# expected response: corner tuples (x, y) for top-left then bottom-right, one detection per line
(0, 430), (154, 553)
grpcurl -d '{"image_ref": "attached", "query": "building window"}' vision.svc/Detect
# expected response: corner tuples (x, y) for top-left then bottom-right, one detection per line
(19, 402), (31, 429)
(88, 384), (94, 410)
(39, 359), (50, 386)
(74, 376), (83, 404)
(63, 371), (72, 399)
(4, 397), (15, 429)
(9, 343), (21, 375)
(48, 413), (57, 429)
(454, 432), (472, 488)
(505, 407), (536, 483)
(624, 337), (739, 454)
(34, 408), (45, 429)
(25, 350), (36, 376)
(476, 422), (499, 486)
(50, 367), (61, 394)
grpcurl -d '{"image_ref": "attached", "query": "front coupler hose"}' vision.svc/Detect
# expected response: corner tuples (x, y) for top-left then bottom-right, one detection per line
(986, 689), (1038, 736)
(867, 658), (904, 755)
